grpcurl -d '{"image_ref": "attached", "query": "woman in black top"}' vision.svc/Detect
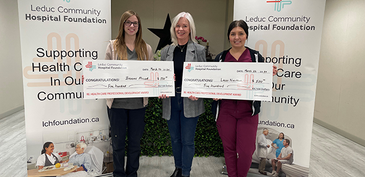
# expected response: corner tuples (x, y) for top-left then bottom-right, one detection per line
(159, 12), (206, 177)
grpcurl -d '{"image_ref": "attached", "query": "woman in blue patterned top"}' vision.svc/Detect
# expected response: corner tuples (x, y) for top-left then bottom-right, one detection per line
(272, 132), (285, 158)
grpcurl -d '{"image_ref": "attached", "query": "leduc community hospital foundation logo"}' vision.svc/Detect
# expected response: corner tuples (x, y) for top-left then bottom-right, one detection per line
(185, 63), (194, 72)
(85, 61), (96, 71)
(267, 0), (292, 12)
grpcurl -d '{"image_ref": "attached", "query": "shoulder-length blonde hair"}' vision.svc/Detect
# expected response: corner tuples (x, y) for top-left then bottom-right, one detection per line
(114, 10), (148, 60)
(170, 12), (198, 45)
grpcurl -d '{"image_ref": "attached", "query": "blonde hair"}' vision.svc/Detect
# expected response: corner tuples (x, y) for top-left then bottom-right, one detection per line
(114, 10), (148, 60)
(77, 142), (87, 150)
(170, 12), (198, 45)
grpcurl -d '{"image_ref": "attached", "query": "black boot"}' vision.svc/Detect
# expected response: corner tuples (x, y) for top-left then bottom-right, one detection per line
(170, 168), (182, 177)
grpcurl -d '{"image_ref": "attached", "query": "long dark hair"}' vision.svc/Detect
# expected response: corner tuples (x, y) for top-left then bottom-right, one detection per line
(227, 20), (249, 40)
(278, 132), (285, 139)
(41, 142), (53, 154)
(114, 10), (148, 60)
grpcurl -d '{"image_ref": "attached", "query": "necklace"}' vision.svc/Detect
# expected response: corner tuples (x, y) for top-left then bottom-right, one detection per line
(178, 44), (186, 52)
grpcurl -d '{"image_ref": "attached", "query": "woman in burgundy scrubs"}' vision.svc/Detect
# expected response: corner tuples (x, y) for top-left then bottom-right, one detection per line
(213, 20), (277, 177)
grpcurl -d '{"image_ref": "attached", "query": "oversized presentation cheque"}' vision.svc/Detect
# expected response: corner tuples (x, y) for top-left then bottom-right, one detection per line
(83, 60), (175, 99)
(181, 62), (273, 101)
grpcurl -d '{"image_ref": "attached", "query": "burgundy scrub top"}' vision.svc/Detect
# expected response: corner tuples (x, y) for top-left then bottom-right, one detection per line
(220, 49), (254, 118)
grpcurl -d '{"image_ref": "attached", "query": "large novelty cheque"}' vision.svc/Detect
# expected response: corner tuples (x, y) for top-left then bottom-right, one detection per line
(83, 60), (175, 99)
(181, 62), (273, 101)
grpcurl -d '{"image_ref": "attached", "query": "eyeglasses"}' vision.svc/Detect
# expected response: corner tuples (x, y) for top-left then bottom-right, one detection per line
(124, 21), (139, 27)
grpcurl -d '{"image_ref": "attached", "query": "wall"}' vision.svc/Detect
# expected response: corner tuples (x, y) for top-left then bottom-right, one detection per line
(314, 0), (365, 146)
(224, 0), (234, 49)
(0, 0), (24, 118)
(111, 0), (234, 57)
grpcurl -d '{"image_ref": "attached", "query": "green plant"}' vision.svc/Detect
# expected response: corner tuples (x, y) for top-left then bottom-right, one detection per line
(153, 50), (161, 61)
(140, 98), (224, 157)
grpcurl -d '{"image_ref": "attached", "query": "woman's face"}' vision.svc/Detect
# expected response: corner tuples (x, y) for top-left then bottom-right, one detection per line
(279, 133), (284, 139)
(75, 145), (84, 154)
(124, 15), (139, 37)
(229, 27), (247, 49)
(45, 143), (54, 153)
(175, 17), (190, 42)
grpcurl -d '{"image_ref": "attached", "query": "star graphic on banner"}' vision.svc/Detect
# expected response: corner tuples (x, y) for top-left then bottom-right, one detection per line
(148, 14), (172, 52)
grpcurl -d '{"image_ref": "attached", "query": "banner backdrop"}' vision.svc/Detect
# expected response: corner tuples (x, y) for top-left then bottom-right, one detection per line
(234, 0), (326, 170)
(18, 0), (111, 172)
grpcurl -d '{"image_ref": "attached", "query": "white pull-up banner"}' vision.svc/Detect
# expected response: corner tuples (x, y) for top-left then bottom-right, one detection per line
(18, 0), (111, 174)
(234, 0), (326, 174)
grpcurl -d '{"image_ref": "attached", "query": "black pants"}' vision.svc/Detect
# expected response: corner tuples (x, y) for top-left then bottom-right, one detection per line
(108, 107), (146, 177)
